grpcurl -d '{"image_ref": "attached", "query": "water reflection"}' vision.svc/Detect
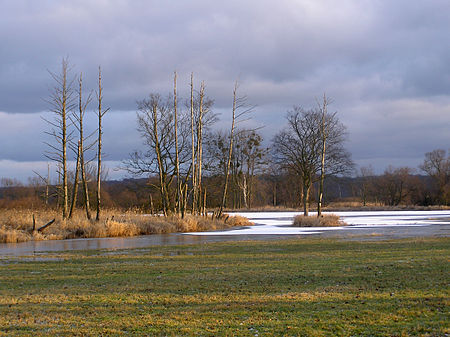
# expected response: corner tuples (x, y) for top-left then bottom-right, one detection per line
(0, 233), (294, 256)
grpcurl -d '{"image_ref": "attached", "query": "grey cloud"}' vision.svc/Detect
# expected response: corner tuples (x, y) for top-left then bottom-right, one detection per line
(0, 0), (449, 179)
(2, 0), (448, 112)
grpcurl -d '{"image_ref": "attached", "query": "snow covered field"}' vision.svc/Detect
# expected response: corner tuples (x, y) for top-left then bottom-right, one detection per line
(188, 210), (450, 236)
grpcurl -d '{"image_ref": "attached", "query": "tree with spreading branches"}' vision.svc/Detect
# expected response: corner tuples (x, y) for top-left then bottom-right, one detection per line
(272, 104), (353, 215)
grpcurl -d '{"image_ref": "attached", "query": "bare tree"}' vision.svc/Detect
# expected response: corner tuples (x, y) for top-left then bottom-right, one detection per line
(420, 149), (450, 205)
(173, 71), (181, 215)
(190, 73), (197, 214)
(68, 141), (81, 218)
(43, 58), (75, 219)
(317, 94), (330, 216)
(126, 75), (215, 216)
(358, 165), (375, 206)
(230, 129), (268, 209)
(272, 106), (353, 216)
(195, 82), (206, 213)
(95, 67), (109, 221)
(126, 94), (186, 215)
(70, 73), (94, 219)
(376, 166), (415, 206)
(218, 81), (254, 216)
(188, 77), (216, 215)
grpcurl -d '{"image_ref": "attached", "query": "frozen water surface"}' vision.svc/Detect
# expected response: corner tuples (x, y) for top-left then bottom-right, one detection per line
(187, 210), (450, 236)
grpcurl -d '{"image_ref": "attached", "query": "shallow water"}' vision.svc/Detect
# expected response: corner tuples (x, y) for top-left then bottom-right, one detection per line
(0, 210), (449, 256)
(0, 233), (297, 256)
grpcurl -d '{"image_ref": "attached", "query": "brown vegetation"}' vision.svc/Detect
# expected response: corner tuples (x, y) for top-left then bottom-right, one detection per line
(292, 214), (346, 227)
(325, 200), (450, 211)
(0, 209), (252, 243)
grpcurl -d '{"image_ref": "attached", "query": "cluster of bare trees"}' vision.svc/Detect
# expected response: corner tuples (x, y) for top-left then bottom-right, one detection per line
(125, 74), (260, 217)
(44, 58), (108, 220)
(205, 129), (268, 209)
(354, 149), (449, 206)
(126, 87), (357, 216)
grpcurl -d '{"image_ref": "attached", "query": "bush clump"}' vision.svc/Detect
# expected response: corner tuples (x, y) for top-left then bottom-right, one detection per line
(292, 214), (346, 227)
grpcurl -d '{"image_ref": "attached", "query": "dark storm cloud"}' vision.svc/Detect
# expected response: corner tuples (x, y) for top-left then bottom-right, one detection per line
(0, 0), (449, 179)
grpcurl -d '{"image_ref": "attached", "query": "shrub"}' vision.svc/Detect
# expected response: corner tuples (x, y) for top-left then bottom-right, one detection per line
(225, 215), (252, 228)
(292, 214), (346, 227)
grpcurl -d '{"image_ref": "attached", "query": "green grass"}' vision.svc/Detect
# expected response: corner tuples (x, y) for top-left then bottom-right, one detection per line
(0, 237), (449, 336)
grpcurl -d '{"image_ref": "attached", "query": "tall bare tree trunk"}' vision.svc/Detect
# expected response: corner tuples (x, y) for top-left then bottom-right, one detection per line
(182, 184), (188, 218)
(75, 73), (91, 219)
(61, 62), (69, 219)
(45, 60), (75, 216)
(152, 101), (168, 216)
(57, 163), (61, 210)
(45, 164), (50, 206)
(190, 73), (197, 214)
(68, 141), (81, 219)
(241, 175), (248, 209)
(81, 160), (91, 219)
(203, 188), (207, 216)
(219, 81), (238, 216)
(174, 71), (181, 215)
(96, 67), (108, 221)
(317, 94), (329, 217)
(149, 194), (154, 215)
(196, 82), (205, 214)
(303, 180), (310, 216)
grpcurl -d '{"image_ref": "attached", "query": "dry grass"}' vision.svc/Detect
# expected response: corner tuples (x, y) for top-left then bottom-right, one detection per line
(0, 208), (253, 243)
(292, 214), (346, 227)
(325, 200), (450, 211)
(230, 205), (299, 212)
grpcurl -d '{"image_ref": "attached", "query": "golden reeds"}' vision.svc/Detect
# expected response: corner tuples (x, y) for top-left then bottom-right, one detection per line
(0, 208), (253, 243)
(292, 214), (346, 227)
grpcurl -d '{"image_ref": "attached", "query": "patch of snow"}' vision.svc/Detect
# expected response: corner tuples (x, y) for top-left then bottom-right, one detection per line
(185, 210), (450, 236)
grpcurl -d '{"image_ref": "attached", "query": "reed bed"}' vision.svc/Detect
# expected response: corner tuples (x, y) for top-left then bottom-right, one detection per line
(292, 214), (346, 227)
(0, 208), (252, 243)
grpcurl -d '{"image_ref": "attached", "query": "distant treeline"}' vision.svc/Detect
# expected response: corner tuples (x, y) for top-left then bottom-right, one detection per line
(0, 165), (448, 211)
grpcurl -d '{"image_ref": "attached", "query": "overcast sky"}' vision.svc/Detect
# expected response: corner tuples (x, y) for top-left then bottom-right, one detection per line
(1, 0), (449, 182)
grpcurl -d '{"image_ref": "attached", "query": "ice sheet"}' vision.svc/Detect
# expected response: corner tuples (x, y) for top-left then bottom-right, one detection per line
(186, 210), (450, 236)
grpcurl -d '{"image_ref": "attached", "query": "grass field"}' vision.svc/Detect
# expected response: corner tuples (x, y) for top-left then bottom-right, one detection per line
(0, 237), (448, 336)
